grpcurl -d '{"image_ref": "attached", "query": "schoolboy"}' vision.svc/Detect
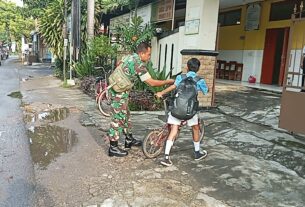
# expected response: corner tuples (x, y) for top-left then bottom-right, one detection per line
(156, 58), (208, 166)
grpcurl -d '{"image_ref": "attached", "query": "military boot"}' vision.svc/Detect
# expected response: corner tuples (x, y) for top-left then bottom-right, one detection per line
(108, 141), (128, 157)
(125, 133), (142, 149)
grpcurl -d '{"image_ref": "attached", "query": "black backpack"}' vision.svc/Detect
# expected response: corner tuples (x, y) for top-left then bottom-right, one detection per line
(170, 74), (201, 120)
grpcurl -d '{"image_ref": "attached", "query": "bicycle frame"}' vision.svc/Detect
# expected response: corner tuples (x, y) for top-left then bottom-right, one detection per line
(95, 67), (110, 101)
(163, 97), (203, 141)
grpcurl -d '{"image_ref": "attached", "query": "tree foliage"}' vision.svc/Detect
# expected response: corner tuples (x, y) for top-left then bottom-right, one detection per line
(100, 0), (140, 13)
(38, 0), (68, 59)
(116, 16), (155, 52)
(22, 0), (53, 18)
(0, 1), (35, 47)
(38, 0), (103, 60)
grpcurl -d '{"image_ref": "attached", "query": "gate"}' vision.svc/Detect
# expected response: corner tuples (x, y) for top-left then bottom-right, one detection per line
(279, 6), (305, 135)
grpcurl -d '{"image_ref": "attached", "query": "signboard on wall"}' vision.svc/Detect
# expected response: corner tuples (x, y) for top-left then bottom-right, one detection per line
(185, 19), (200, 35)
(151, 0), (173, 22)
(245, 3), (261, 31)
(132, 4), (152, 25)
(109, 13), (130, 33)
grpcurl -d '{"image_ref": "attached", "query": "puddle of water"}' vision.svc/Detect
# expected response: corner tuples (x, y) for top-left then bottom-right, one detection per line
(28, 125), (77, 169)
(24, 108), (69, 123)
(8, 91), (23, 99)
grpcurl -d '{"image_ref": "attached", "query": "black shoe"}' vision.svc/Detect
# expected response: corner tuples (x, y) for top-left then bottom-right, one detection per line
(125, 133), (142, 149)
(108, 141), (128, 157)
(194, 150), (208, 161)
(160, 155), (173, 167)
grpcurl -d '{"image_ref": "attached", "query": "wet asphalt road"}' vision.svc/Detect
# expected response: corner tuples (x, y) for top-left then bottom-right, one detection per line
(0, 57), (47, 207)
(0, 57), (52, 207)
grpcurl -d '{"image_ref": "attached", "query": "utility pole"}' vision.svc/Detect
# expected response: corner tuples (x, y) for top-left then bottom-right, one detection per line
(87, 0), (95, 40)
(63, 0), (68, 83)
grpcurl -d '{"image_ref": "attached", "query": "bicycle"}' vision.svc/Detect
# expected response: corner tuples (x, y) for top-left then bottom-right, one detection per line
(142, 94), (205, 159)
(95, 67), (113, 117)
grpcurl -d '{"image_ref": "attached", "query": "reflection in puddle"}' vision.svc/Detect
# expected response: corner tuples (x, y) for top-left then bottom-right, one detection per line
(24, 108), (69, 123)
(28, 125), (77, 169)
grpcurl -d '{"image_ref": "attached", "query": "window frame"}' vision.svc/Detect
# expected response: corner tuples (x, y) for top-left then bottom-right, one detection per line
(218, 9), (242, 27)
(269, 0), (301, 21)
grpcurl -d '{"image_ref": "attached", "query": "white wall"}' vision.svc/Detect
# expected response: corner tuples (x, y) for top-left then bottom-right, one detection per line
(242, 50), (264, 82)
(158, 32), (180, 76)
(287, 49), (303, 87)
(218, 49), (304, 85)
(217, 50), (243, 63)
(218, 50), (264, 82)
(184, 0), (219, 50)
(151, 25), (187, 76)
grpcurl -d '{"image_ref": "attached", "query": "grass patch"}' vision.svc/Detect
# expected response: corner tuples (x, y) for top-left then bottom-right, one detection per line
(62, 82), (74, 88)
(8, 91), (23, 99)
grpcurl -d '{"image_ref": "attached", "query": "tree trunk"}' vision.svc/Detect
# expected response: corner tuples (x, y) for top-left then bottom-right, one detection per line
(87, 0), (95, 40)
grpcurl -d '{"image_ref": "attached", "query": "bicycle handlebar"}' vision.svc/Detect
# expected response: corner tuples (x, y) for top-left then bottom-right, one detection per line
(94, 66), (106, 74)
(160, 93), (172, 100)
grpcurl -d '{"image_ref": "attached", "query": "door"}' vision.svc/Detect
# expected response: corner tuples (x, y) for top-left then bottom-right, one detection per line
(261, 28), (289, 85)
(278, 28), (289, 86)
(279, 13), (305, 135)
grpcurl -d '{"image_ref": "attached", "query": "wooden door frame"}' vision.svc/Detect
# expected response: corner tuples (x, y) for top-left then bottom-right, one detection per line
(261, 28), (279, 84)
(278, 27), (290, 86)
(261, 28), (289, 85)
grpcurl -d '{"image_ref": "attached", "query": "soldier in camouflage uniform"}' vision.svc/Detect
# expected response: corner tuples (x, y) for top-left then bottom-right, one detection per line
(107, 42), (174, 157)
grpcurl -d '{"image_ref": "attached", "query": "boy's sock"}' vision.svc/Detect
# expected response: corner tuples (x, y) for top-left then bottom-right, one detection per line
(193, 141), (200, 152)
(165, 140), (174, 155)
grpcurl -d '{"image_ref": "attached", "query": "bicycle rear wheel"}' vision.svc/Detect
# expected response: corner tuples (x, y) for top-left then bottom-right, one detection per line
(142, 129), (167, 159)
(98, 90), (111, 117)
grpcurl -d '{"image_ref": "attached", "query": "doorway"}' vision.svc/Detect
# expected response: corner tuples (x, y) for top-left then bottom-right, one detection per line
(261, 28), (289, 85)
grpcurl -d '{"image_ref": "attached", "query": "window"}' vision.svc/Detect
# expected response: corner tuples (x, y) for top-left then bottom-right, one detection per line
(218, 9), (241, 26)
(270, 0), (302, 21)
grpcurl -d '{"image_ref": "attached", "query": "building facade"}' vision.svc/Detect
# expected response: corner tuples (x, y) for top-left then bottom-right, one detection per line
(218, 0), (305, 87)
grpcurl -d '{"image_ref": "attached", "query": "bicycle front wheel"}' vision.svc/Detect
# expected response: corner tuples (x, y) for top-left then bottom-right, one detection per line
(142, 129), (167, 159)
(98, 90), (111, 117)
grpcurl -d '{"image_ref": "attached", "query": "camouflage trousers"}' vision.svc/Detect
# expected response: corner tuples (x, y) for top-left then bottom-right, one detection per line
(107, 89), (131, 141)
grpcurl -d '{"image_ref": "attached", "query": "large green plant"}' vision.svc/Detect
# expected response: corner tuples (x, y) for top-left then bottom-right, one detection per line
(89, 35), (117, 58)
(133, 61), (172, 92)
(74, 35), (117, 78)
(38, 0), (103, 60)
(130, 62), (171, 111)
(74, 52), (95, 78)
(38, 0), (68, 59)
(116, 16), (155, 53)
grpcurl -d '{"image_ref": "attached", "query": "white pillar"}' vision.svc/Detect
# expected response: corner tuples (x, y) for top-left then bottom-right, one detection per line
(184, 0), (219, 50)
(150, 37), (158, 68)
(87, 0), (95, 40)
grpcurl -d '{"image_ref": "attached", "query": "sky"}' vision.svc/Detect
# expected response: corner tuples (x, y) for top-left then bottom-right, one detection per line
(7, 0), (23, 7)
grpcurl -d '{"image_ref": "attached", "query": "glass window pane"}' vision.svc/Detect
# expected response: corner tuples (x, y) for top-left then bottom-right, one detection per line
(270, 0), (297, 21)
(218, 9), (241, 26)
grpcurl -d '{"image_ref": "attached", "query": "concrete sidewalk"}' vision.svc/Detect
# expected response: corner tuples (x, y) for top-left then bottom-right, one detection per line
(19, 64), (305, 207)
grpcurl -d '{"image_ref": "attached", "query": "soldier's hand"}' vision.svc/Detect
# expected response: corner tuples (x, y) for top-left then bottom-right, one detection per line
(155, 92), (163, 98)
(166, 79), (175, 85)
